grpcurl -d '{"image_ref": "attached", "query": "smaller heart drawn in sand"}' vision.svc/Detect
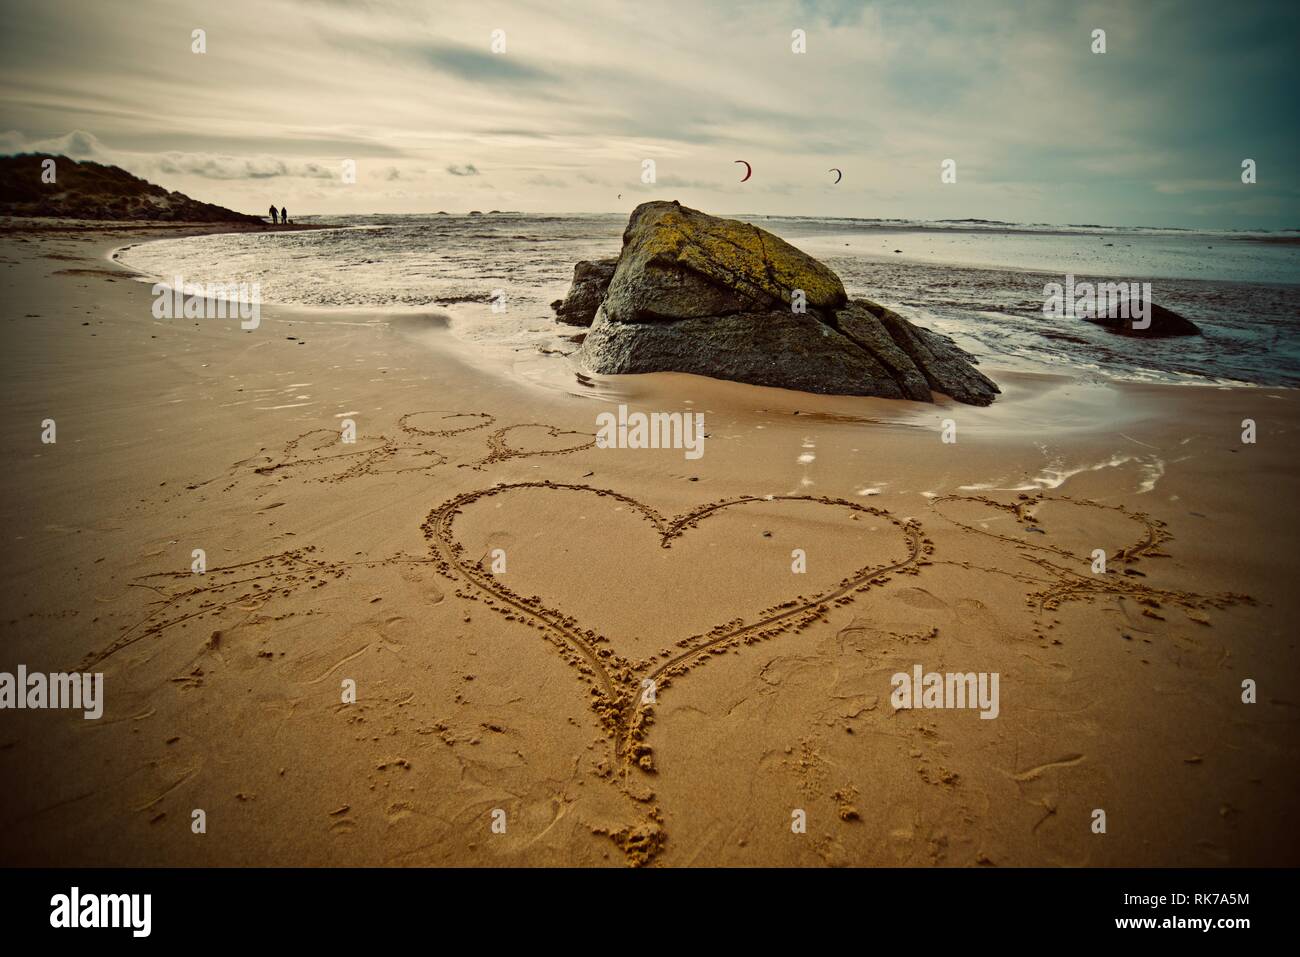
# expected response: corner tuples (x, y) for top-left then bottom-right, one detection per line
(461, 424), (596, 469)
(929, 493), (1249, 617)
(930, 493), (1168, 566)
(398, 410), (496, 438)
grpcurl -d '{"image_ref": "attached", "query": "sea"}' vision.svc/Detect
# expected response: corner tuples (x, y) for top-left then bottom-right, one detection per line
(114, 213), (1300, 389)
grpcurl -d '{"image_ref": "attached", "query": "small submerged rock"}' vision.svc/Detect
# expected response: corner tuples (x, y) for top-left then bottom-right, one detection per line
(1084, 299), (1201, 337)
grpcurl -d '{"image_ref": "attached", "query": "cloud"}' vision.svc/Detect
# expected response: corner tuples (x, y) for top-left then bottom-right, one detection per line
(794, 0), (872, 27)
(638, 175), (724, 190)
(0, 0), (1294, 225)
(1154, 178), (1248, 195)
(320, 30), (559, 86)
(0, 129), (341, 181)
(153, 154), (338, 180)
(418, 41), (557, 86)
(0, 129), (109, 160)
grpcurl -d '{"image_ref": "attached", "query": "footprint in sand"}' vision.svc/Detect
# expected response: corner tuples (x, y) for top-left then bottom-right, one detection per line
(891, 586), (948, 610)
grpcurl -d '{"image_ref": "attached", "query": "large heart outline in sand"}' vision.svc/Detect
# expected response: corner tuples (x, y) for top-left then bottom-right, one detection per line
(423, 481), (929, 770)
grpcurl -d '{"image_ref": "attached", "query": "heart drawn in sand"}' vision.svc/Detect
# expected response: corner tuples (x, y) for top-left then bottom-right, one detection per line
(398, 410), (496, 438)
(928, 492), (1249, 617)
(257, 428), (389, 471)
(461, 424), (597, 469)
(929, 492), (1169, 567)
(251, 413), (596, 483)
(424, 481), (928, 769)
(255, 428), (447, 480)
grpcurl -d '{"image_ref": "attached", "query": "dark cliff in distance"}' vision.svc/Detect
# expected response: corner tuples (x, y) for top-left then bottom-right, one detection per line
(0, 153), (263, 223)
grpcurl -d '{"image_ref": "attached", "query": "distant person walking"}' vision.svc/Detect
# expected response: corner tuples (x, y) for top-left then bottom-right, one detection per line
(268, 205), (278, 225)
(281, 206), (288, 225)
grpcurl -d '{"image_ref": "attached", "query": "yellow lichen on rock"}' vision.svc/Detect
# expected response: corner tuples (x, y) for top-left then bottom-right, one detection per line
(619, 200), (845, 311)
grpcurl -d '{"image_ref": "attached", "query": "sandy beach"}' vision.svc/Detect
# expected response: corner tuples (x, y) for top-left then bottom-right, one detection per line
(0, 220), (1296, 867)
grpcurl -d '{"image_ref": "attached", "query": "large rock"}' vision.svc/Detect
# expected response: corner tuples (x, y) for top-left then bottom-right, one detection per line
(1084, 299), (1201, 337)
(582, 308), (910, 398)
(551, 258), (617, 326)
(571, 201), (1000, 405)
(838, 300), (999, 406)
(833, 301), (932, 402)
(603, 201), (846, 322)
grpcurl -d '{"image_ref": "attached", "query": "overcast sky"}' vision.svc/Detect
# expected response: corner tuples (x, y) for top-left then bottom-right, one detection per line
(1, 0), (1296, 227)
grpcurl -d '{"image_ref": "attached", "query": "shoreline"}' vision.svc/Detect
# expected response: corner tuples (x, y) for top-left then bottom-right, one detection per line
(0, 215), (330, 237)
(103, 220), (1300, 395)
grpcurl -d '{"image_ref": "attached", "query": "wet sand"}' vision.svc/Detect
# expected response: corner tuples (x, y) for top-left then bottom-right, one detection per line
(0, 222), (1297, 867)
